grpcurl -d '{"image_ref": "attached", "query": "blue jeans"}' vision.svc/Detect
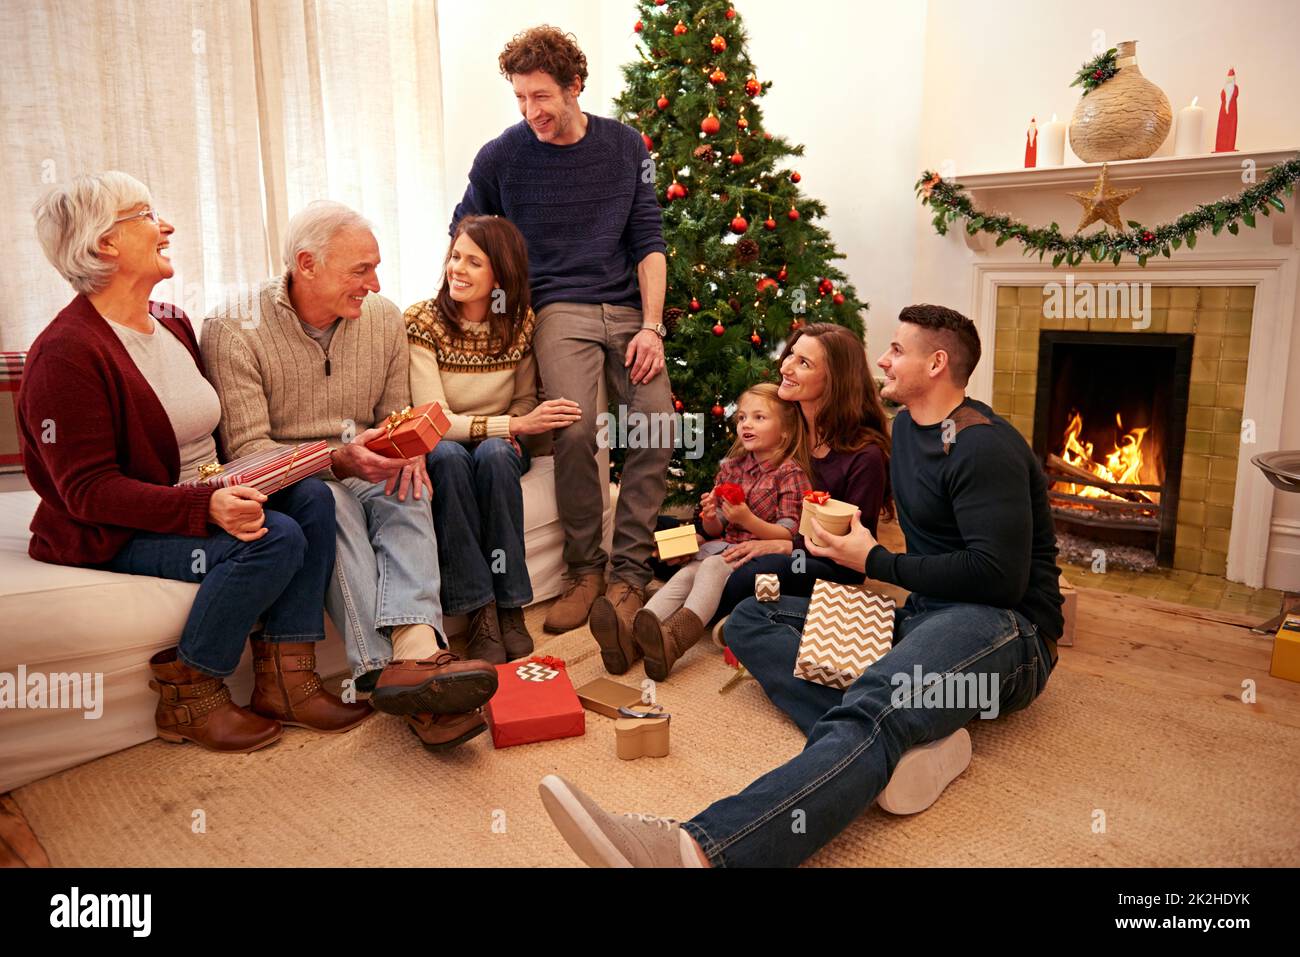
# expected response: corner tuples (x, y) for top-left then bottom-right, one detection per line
(325, 476), (445, 679)
(681, 593), (1055, 867)
(105, 478), (337, 677)
(426, 438), (533, 616)
(713, 552), (866, 624)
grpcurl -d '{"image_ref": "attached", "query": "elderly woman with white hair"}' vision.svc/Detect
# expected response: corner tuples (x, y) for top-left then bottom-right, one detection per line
(20, 171), (371, 754)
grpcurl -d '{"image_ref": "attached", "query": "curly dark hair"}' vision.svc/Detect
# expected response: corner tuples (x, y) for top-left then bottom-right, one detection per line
(498, 25), (588, 93)
(898, 304), (982, 386)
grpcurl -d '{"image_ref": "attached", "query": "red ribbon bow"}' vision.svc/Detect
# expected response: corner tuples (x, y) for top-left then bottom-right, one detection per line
(804, 490), (831, 505)
(527, 655), (567, 670)
(714, 482), (746, 505)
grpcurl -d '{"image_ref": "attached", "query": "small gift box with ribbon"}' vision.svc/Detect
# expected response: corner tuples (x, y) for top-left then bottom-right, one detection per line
(755, 573), (780, 602)
(364, 401), (450, 459)
(614, 704), (670, 760)
(799, 489), (858, 547)
(485, 655), (585, 748)
(178, 440), (332, 495)
(654, 523), (700, 561)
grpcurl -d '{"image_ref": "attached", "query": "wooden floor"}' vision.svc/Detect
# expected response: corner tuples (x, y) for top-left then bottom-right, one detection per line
(4, 574), (1297, 867)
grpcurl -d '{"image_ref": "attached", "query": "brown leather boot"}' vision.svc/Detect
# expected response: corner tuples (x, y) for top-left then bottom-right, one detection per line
(589, 581), (647, 675)
(148, 648), (282, 753)
(633, 607), (705, 681)
(498, 606), (534, 660)
(249, 639), (373, 733)
(404, 710), (488, 752)
(543, 572), (606, 634)
(466, 602), (507, 664)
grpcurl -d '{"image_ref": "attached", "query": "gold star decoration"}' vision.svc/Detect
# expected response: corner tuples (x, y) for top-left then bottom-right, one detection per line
(1068, 164), (1141, 232)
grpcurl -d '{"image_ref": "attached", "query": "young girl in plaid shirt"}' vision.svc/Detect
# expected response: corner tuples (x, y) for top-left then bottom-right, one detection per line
(635, 383), (813, 680)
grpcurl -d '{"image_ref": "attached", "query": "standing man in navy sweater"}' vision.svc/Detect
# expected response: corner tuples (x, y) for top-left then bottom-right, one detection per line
(452, 26), (672, 662)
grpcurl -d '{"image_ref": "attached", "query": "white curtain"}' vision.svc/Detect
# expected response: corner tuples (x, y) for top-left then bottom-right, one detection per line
(0, 0), (445, 351)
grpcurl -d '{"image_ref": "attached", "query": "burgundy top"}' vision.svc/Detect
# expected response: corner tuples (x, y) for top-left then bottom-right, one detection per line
(19, 294), (217, 567)
(792, 443), (888, 554)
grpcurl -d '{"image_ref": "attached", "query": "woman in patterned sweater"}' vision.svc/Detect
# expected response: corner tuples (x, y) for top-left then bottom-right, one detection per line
(406, 215), (582, 663)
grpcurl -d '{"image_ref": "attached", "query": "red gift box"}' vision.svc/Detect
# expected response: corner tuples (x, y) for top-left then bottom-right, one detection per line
(485, 656), (585, 748)
(365, 401), (450, 459)
(713, 482), (746, 505)
(177, 441), (331, 494)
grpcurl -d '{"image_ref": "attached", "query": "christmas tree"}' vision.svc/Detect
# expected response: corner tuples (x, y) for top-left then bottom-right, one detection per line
(615, 0), (868, 505)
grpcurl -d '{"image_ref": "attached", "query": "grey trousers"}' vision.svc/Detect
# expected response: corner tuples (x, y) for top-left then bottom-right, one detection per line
(324, 476), (445, 679)
(533, 302), (673, 588)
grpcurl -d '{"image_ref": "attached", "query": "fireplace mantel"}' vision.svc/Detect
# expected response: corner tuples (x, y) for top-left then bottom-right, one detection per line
(952, 148), (1299, 250)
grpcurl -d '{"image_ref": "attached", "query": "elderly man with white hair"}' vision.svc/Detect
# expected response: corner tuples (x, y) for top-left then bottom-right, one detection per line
(202, 201), (499, 753)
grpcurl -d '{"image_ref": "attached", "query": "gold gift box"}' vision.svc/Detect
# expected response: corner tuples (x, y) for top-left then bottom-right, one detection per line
(654, 524), (700, 560)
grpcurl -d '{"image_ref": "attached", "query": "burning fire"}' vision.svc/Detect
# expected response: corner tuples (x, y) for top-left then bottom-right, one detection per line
(1058, 410), (1154, 502)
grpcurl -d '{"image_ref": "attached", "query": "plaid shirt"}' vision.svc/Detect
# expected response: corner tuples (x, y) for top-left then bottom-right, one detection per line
(712, 452), (813, 545)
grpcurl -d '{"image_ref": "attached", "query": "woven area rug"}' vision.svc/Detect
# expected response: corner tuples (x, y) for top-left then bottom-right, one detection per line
(14, 600), (1300, 867)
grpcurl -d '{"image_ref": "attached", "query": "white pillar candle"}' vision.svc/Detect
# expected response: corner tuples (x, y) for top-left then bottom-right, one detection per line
(1174, 96), (1206, 156)
(1039, 113), (1066, 167)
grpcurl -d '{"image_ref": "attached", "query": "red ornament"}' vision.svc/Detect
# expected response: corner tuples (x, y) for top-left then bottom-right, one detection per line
(790, 171), (802, 183)
(712, 323), (726, 337)
(711, 34), (727, 53)
(763, 216), (777, 230)
(756, 277), (779, 293)
(634, 20), (643, 32)
(737, 117), (749, 130)
(674, 20), (687, 35)
(790, 318), (804, 332)
(642, 133), (654, 151)
(725, 7), (736, 19)
(730, 150), (744, 165)
(666, 181), (688, 201)
(818, 278), (834, 296)
(711, 402), (726, 418)
(709, 68), (727, 85)
(764, 132), (773, 141)
(750, 332), (763, 345)
(655, 0), (666, 5)
(745, 78), (761, 97)
(787, 206), (800, 221)
(700, 113), (721, 135)
(777, 264), (788, 282)
(833, 293), (846, 305)
(657, 95), (669, 110)
(674, 398), (685, 412)
(730, 214), (748, 234)
(689, 297), (701, 312)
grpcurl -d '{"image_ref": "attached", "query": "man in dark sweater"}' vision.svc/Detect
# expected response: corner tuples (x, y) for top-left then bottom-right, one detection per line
(452, 26), (672, 665)
(537, 305), (1064, 867)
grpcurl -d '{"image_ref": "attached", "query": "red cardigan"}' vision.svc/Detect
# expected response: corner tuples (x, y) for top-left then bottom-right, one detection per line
(19, 294), (217, 567)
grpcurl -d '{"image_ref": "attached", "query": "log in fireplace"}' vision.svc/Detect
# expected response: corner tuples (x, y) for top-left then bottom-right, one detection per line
(1032, 331), (1194, 566)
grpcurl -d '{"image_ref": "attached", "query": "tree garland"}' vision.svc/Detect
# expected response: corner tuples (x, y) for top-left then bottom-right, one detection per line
(916, 155), (1300, 267)
(1071, 48), (1118, 95)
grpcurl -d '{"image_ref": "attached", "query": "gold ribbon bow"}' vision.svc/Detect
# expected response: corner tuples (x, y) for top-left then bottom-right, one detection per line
(197, 462), (225, 479)
(383, 406), (414, 435)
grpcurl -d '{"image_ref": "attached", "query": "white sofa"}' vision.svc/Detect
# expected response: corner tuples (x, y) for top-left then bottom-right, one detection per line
(0, 433), (614, 793)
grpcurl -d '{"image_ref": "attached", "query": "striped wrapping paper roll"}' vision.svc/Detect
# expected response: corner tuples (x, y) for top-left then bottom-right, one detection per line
(177, 441), (332, 494)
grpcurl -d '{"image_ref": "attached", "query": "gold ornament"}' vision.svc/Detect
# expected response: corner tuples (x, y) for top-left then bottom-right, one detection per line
(1068, 163), (1140, 232)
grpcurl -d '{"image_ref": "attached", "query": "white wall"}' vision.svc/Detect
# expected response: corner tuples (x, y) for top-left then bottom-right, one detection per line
(911, 0), (1300, 590)
(434, 0), (928, 357)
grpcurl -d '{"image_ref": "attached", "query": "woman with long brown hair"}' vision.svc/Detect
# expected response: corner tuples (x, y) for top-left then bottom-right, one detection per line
(713, 322), (892, 618)
(406, 215), (582, 669)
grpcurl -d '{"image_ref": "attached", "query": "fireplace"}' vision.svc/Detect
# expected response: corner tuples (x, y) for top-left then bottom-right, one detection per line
(1033, 331), (1194, 567)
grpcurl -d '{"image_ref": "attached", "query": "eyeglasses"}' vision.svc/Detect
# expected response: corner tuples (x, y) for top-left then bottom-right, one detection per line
(113, 207), (160, 225)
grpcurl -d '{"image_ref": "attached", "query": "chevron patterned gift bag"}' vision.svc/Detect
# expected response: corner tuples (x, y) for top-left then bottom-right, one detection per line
(794, 580), (896, 690)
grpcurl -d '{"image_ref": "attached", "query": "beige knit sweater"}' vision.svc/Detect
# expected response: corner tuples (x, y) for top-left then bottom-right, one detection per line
(201, 272), (411, 464)
(405, 299), (539, 442)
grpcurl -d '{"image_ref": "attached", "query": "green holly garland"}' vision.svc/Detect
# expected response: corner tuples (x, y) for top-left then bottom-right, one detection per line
(916, 155), (1300, 267)
(1071, 48), (1119, 95)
